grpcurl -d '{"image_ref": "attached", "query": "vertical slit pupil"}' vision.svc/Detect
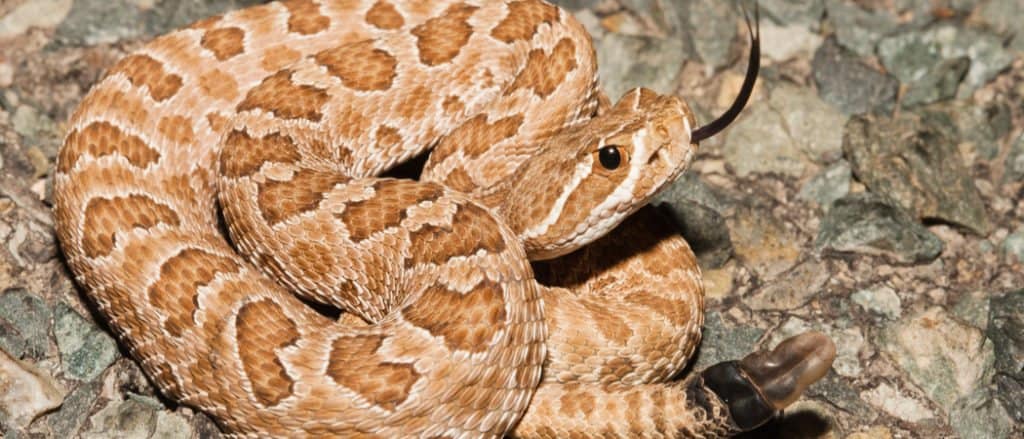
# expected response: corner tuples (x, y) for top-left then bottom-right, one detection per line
(599, 146), (621, 170)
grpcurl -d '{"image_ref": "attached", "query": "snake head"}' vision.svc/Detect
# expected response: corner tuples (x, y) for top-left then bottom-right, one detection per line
(499, 88), (698, 260)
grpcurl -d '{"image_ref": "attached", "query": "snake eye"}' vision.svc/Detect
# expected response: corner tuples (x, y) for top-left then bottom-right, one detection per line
(598, 145), (622, 170)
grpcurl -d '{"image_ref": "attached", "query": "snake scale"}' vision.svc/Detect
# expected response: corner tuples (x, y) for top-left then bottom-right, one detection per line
(52, 0), (836, 436)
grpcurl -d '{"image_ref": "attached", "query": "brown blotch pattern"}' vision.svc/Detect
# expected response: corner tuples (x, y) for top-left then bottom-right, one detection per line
(82, 195), (181, 258)
(433, 114), (523, 163)
(442, 166), (475, 193)
(315, 41), (397, 92)
(490, 0), (559, 43)
(149, 248), (239, 337)
(402, 280), (507, 352)
(60, 121), (161, 174)
(198, 68), (239, 102)
(507, 38), (577, 98)
(108, 54), (183, 102)
(201, 27), (245, 61)
(220, 130), (302, 178)
(157, 115), (195, 145)
(405, 203), (506, 267)
(287, 240), (337, 286)
(257, 169), (349, 225)
(283, 0), (330, 35)
(411, 3), (478, 66)
(365, 0), (404, 30)
(327, 334), (420, 410)
(581, 299), (633, 345)
(235, 299), (299, 407)
(625, 290), (691, 327)
(374, 125), (403, 149)
(441, 95), (464, 114)
(338, 180), (444, 242)
(559, 387), (597, 417)
(260, 45), (303, 72)
(237, 70), (329, 121)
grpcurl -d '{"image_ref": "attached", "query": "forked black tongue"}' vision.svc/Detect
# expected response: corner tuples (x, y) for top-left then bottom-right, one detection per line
(698, 331), (836, 431)
(690, 4), (760, 143)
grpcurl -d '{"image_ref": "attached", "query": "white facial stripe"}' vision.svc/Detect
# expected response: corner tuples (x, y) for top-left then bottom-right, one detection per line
(521, 155), (594, 240)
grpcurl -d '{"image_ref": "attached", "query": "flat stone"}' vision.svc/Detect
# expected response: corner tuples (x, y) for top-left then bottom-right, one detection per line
(812, 38), (899, 115)
(722, 104), (807, 177)
(153, 410), (193, 439)
(728, 203), (803, 279)
(690, 312), (763, 370)
(0, 0), (74, 39)
(747, 259), (830, 311)
(976, 0), (1024, 37)
(683, 0), (737, 69)
(815, 193), (943, 264)
(81, 398), (158, 439)
(843, 112), (992, 235)
(825, 0), (899, 57)
(0, 350), (66, 429)
(949, 384), (1013, 439)
(923, 100), (1011, 161)
(881, 307), (995, 412)
(759, 22), (822, 62)
(54, 303), (119, 381)
(798, 160), (851, 208)
(902, 57), (969, 107)
(44, 382), (101, 438)
(657, 201), (732, 269)
(860, 382), (934, 423)
(767, 83), (848, 163)
(759, 0), (825, 28)
(594, 33), (689, 101)
(851, 285), (902, 320)
(1000, 228), (1024, 263)
(988, 290), (1024, 423)
(0, 288), (52, 360)
(1009, 133), (1024, 183)
(54, 0), (148, 45)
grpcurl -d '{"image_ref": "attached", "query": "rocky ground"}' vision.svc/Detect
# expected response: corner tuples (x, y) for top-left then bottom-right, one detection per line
(1, 0), (1022, 437)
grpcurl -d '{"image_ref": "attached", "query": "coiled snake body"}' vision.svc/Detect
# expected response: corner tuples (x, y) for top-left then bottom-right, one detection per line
(53, 0), (835, 436)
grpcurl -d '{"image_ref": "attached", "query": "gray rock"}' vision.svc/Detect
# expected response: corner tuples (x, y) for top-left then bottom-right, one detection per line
(722, 103), (807, 177)
(843, 113), (992, 235)
(656, 202), (732, 269)
(976, 0), (1024, 37)
(860, 382), (935, 422)
(655, 172), (729, 214)
(812, 38), (899, 115)
(921, 100), (1010, 162)
(767, 83), (848, 163)
(55, 0), (148, 45)
(0, 289), (51, 360)
(758, 21), (823, 62)
(682, 0), (738, 69)
(824, 0), (899, 57)
(747, 259), (829, 311)
(798, 160), (851, 208)
(881, 307), (997, 413)
(54, 303), (119, 381)
(988, 290), (1024, 423)
(815, 193), (943, 264)
(11, 105), (58, 155)
(690, 312), (764, 370)
(1004, 228), (1024, 263)
(1006, 133), (1024, 183)
(758, 0), (825, 28)
(594, 33), (689, 101)
(0, 0), (73, 39)
(879, 25), (1014, 98)
(144, 0), (266, 37)
(949, 384), (1013, 439)
(81, 398), (158, 439)
(902, 57), (970, 107)
(851, 285), (902, 320)
(44, 382), (101, 437)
